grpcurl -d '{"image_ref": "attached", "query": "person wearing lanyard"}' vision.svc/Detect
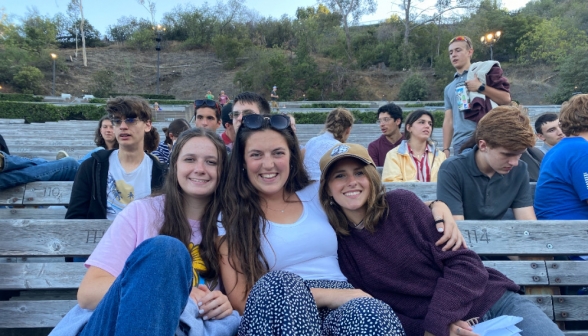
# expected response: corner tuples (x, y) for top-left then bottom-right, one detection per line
(381, 110), (446, 182)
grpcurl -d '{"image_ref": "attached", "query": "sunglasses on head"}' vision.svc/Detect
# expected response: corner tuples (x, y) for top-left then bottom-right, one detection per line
(242, 114), (290, 130)
(195, 99), (219, 109)
(110, 117), (141, 126)
(449, 36), (472, 48)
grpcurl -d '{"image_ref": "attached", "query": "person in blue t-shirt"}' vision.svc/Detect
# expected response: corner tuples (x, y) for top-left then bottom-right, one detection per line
(535, 94), (588, 221)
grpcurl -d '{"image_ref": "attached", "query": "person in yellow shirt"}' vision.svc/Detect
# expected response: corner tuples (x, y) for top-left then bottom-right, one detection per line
(382, 110), (446, 182)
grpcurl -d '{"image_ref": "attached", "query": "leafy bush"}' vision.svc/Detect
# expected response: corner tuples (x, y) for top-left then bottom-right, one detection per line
(290, 110), (445, 127)
(0, 93), (44, 102)
(0, 102), (105, 123)
(108, 93), (176, 100)
(13, 66), (44, 94)
(213, 35), (246, 69)
(398, 74), (428, 101)
(549, 46), (588, 103)
(89, 98), (192, 105)
(90, 70), (115, 98)
(300, 103), (370, 108)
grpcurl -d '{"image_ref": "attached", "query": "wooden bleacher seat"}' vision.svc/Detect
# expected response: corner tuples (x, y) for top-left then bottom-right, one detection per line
(0, 219), (587, 332)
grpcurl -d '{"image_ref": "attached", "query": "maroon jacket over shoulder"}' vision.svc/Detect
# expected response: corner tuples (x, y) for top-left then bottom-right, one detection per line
(465, 64), (510, 123)
(337, 190), (519, 336)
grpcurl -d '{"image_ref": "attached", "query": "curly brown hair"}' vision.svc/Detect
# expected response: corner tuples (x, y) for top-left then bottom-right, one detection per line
(475, 105), (535, 151)
(325, 108), (354, 142)
(559, 94), (588, 136)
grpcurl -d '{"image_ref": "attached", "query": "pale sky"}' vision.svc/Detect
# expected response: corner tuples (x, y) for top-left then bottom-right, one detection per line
(2, 0), (532, 35)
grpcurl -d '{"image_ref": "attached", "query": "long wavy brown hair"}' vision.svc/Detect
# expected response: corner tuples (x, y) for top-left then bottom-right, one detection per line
(156, 127), (228, 282)
(220, 116), (310, 297)
(319, 160), (388, 235)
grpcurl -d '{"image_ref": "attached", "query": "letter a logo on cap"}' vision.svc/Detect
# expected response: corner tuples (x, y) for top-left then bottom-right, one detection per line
(331, 145), (349, 157)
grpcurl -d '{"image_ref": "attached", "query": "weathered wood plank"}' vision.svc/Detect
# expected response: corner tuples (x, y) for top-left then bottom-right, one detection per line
(523, 295), (554, 320)
(553, 296), (588, 321)
(383, 182), (537, 201)
(0, 185), (24, 205)
(0, 300), (77, 328)
(482, 260), (548, 285)
(546, 261), (588, 286)
(563, 332), (588, 336)
(461, 220), (588, 255)
(0, 263), (85, 290)
(0, 219), (111, 257)
(0, 208), (67, 219)
(23, 182), (72, 205)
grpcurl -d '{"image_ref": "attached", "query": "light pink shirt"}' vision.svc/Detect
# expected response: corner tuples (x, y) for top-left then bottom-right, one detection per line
(86, 195), (203, 280)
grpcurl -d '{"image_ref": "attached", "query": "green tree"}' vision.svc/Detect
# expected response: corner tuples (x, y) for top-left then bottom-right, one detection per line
(324, 0), (376, 61)
(516, 18), (588, 64)
(17, 15), (58, 55)
(550, 46), (588, 103)
(13, 66), (44, 94)
(213, 35), (247, 68)
(398, 73), (428, 101)
(90, 70), (116, 98)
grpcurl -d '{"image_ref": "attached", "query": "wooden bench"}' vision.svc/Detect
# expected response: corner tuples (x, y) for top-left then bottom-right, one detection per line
(0, 181), (535, 218)
(0, 219), (586, 334)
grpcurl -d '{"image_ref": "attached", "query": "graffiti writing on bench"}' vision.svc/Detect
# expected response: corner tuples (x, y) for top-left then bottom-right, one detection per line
(464, 229), (490, 245)
(37, 187), (63, 198)
(83, 230), (105, 243)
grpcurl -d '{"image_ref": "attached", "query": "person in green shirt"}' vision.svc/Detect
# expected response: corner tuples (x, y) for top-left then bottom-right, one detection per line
(205, 90), (214, 100)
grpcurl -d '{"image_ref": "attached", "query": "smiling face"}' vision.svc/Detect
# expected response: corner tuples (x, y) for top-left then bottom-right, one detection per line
(448, 40), (473, 72)
(244, 129), (290, 199)
(100, 119), (115, 144)
(176, 136), (219, 200)
(538, 119), (565, 146)
(195, 106), (221, 132)
(327, 157), (369, 221)
(406, 114), (433, 142)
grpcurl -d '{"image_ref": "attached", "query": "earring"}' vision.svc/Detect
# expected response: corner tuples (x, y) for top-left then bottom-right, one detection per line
(329, 196), (335, 206)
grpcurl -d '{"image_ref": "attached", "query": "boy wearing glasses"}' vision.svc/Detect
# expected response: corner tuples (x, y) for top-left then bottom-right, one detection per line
(231, 92), (271, 132)
(66, 96), (166, 220)
(368, 103), (405, 166)
(442, 36), (511, 156)
(194, 99), (222, 132)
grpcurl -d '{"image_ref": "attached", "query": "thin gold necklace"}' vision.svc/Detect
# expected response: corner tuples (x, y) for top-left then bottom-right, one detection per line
(265, 200), (290, 213)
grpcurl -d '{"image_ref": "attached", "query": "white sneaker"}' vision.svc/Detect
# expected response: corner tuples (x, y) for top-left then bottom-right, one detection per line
(56, 150), (69, 160)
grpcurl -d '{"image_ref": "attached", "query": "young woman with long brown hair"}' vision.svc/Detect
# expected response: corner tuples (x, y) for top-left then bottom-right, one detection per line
(319, 143), (563, 336)
(219, 114), (464, 335)
(51, 128), (240, 336)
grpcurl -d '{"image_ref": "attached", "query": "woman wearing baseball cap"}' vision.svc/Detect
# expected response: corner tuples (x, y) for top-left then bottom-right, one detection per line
(319, 143), (564, 336)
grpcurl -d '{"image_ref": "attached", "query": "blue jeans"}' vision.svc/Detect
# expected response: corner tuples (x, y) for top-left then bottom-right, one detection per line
(0, 151), (79, 189)
(483, 290), (564, 335)
(79, 236), (193, 336)
(78, 147), (104, 164)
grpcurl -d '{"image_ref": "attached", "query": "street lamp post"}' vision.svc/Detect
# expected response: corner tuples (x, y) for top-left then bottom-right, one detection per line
(480, 31), (501, 60)
(154, 25), (165, 95)
(51, 53), (57, 96)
